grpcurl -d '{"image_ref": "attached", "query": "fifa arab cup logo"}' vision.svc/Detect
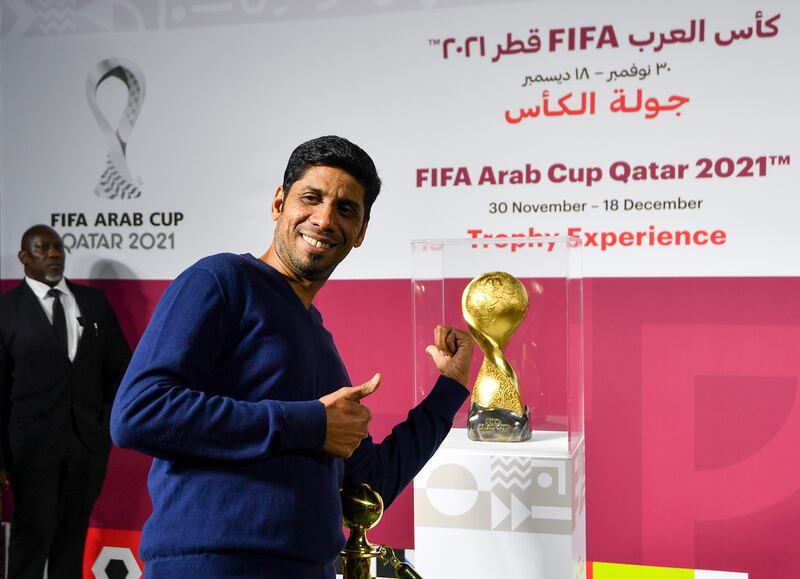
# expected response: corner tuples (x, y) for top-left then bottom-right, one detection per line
(86, 58), (146, 199)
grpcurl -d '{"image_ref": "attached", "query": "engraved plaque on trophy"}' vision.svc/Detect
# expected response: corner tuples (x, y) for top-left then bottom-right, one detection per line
(462, 271), (532, 442)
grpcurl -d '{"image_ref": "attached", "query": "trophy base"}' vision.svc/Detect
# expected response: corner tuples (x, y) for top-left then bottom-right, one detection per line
(467, 403), (532, 442)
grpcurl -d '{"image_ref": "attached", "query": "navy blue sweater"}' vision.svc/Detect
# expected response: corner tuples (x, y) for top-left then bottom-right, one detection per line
(110, 253), (468, 578)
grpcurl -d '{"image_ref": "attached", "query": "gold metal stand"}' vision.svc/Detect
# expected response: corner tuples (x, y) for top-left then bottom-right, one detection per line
(340, 484), (424, 579)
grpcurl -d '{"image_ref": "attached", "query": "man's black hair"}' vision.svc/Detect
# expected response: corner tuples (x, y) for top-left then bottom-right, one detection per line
(282, 135), (381, 219)
(20, 224), (59, 251)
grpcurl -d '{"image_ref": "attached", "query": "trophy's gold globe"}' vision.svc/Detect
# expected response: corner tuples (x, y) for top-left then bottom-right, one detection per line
(462, 272), (529, 348)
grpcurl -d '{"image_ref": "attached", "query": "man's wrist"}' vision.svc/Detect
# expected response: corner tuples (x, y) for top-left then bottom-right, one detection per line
(274, 399), (328, 451)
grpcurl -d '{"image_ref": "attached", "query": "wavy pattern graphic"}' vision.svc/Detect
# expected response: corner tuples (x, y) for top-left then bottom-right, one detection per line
(34, 3), (77, 34)
(491, 457), (534, 489)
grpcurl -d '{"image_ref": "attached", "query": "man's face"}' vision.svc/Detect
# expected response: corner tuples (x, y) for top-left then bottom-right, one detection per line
(271, 165), (369, 282)
(19, 227), (65, 286)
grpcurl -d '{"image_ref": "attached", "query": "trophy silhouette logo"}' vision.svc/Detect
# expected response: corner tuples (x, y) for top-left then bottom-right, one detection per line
(86, 57), (146, 199)
(462, 271), (531, 442)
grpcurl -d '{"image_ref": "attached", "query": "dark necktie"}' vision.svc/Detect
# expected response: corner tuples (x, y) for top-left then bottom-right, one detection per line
(48, 288), (68, 354)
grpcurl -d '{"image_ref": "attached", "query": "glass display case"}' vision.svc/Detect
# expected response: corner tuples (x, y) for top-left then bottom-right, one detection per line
(411, 236), (585, 579)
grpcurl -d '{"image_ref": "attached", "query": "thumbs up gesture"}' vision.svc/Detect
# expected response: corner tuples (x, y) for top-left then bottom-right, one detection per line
(319, 373), (381, 457)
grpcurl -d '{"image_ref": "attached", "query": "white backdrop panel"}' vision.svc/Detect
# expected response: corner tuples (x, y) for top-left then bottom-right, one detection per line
(1, 0), (796, 279)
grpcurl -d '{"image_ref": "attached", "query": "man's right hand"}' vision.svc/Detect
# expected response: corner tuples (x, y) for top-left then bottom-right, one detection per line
(319, 373), (381, 458)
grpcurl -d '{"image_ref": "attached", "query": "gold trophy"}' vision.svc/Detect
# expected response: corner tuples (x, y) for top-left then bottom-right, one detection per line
(462, 271), (532, 442)
(340, 484), (424, 579)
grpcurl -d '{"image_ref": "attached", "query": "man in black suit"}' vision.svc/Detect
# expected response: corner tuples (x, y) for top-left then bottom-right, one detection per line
(0, 224), (131, 579)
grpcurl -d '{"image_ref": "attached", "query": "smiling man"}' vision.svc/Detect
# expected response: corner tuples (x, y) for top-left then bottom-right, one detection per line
(0, 225), (131, 579)
(111, 136), (474, 578)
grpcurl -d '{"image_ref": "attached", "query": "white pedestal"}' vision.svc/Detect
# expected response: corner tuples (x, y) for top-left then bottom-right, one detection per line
(414, 428), (586, 579)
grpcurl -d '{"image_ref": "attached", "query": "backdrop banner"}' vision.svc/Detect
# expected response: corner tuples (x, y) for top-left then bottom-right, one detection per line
(1, 0), (796, 279)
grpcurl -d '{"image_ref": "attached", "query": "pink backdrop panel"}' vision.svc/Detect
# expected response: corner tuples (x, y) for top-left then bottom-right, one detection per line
(587, 276), (800, 579)
(642, 324), (800, 577)
(4, 274), (800, 579)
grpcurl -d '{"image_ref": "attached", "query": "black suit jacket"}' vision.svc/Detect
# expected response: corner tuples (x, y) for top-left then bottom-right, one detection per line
(0, 280), (131, 471)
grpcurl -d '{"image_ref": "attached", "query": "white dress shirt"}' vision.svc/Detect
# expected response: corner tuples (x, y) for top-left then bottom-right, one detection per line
(25, 276), (83, 361)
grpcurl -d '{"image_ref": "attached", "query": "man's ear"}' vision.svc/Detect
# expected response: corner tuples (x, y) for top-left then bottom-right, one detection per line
(17, 250), (27, 266)
(271, 187), (285, 220)
(353, 217), (369, 248)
